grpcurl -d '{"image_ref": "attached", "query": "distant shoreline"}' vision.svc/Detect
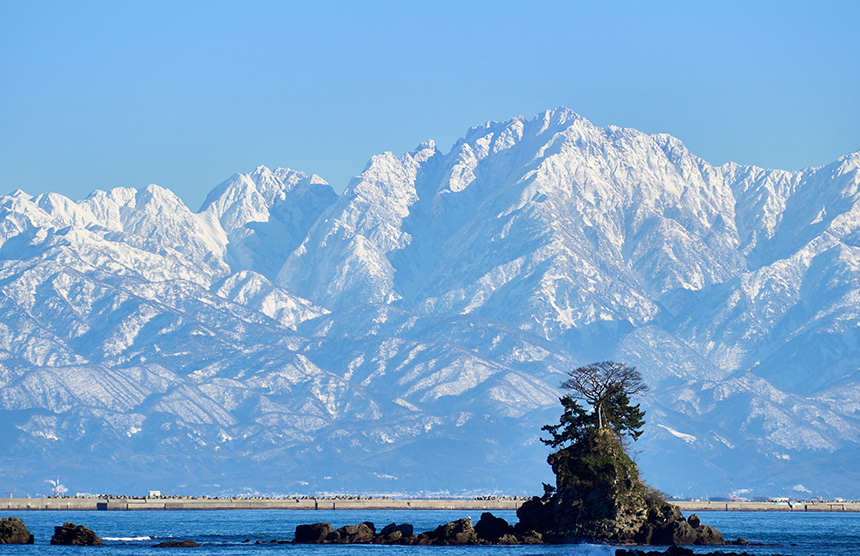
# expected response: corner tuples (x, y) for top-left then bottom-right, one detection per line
(2, 497), (858, 512)
(0, 497), (522, 512)
(673, 500), (860, 513)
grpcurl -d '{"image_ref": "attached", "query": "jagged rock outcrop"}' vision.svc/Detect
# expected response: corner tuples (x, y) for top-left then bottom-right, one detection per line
(515, 496), (556, 535)
(0, 517), (34, 544)
(413, 518), (478, 545)
(474, 512), (514, 542)
(327, 522), (376, 543)
(50, 522), (103, 546)
(376, 523), (413, 543)
(636, 507), (724, 545)
(517, 428), (724, 545)
(551, 427), (662, 542)
(294, 522), (333, 543)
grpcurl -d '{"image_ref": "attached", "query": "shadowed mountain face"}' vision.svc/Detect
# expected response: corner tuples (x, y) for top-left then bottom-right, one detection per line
(1, 108), (858, 498)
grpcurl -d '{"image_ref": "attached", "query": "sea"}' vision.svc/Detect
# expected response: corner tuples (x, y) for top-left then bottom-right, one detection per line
(1, 509), (858, 555)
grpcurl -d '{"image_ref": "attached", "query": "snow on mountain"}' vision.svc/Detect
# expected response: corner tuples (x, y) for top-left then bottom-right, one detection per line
(202, 166), (336, 279)
(1, 108), (858, 498)
(277, 142), (437, 307)
(213, 271), (328, 330)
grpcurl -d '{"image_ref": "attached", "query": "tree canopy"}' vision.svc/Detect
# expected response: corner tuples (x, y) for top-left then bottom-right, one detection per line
(542, 361), (647, 448)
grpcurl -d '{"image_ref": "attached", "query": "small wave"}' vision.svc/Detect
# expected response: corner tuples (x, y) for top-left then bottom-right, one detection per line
(102, 536), (153, 541)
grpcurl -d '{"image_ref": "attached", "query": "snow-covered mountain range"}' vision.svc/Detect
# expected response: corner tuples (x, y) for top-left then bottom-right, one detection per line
(1, 108), (858, 498)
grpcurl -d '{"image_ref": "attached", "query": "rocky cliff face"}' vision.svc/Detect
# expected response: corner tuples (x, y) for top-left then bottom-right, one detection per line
(551, 428), (655, 541)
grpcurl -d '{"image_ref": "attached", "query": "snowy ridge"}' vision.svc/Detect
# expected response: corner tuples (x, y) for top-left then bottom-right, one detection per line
(1, 108), (859, 498)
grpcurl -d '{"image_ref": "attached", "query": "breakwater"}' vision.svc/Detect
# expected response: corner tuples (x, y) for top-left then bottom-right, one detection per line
(1, 497), (857, 512)
(673, 500), (860, 512)
(0, 496), (523, 511)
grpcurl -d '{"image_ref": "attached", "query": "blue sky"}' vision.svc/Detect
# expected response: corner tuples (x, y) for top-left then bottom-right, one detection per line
(1, 1), (858, 209)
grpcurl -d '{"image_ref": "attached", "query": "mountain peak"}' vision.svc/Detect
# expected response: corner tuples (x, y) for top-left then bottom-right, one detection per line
(835, 150), (860, 175)
(539, 106), (585, 126)
(308, 173), (328, 185)
(136, 183), (187, 209)
(410, 140), (438, 162)
(8, 188), (32, 200)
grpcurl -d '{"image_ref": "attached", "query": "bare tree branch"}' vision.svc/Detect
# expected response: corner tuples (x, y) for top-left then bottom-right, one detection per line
(560, 361), (648, 431)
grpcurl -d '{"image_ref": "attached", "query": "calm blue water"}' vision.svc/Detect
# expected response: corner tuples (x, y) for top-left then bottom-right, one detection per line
(1, 509), (858, 555)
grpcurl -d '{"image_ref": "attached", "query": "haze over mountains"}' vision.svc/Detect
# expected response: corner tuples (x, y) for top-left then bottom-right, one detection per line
(1, 108), (858, 498)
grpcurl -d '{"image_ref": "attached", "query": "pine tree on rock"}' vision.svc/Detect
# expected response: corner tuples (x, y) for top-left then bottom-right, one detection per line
(541, 361), (647, 448)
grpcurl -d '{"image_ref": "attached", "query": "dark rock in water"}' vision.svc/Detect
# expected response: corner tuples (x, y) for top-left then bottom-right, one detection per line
(294, 522), (333, 543)
(294, 520), (414, 545)
(496, 533), (520, 545)
(475, 512), (514, 542)
(293, 517), (546, 546)
(50, 522), (103, 546)
(413, 518), (478, 545)
(376, 523), (413, 543)
(728, 536), (764, 546)
(153, 539), (201, 547)
(0, 517), (34, 544)
(516, 530), (544, 544)
(635, 507), (724, 545)
(434, 518), (478, 545)
(327, 522), (375, 543)
(515, 496), (555, 534)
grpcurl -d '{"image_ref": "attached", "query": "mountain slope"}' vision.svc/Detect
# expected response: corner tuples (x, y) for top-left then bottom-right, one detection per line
(1, 109), (858, 498)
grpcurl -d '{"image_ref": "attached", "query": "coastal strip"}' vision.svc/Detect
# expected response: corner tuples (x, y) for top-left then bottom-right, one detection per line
(1, 497), (857, 512)
(0, 497), (522, 511)
(673, 500), (860, 513)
